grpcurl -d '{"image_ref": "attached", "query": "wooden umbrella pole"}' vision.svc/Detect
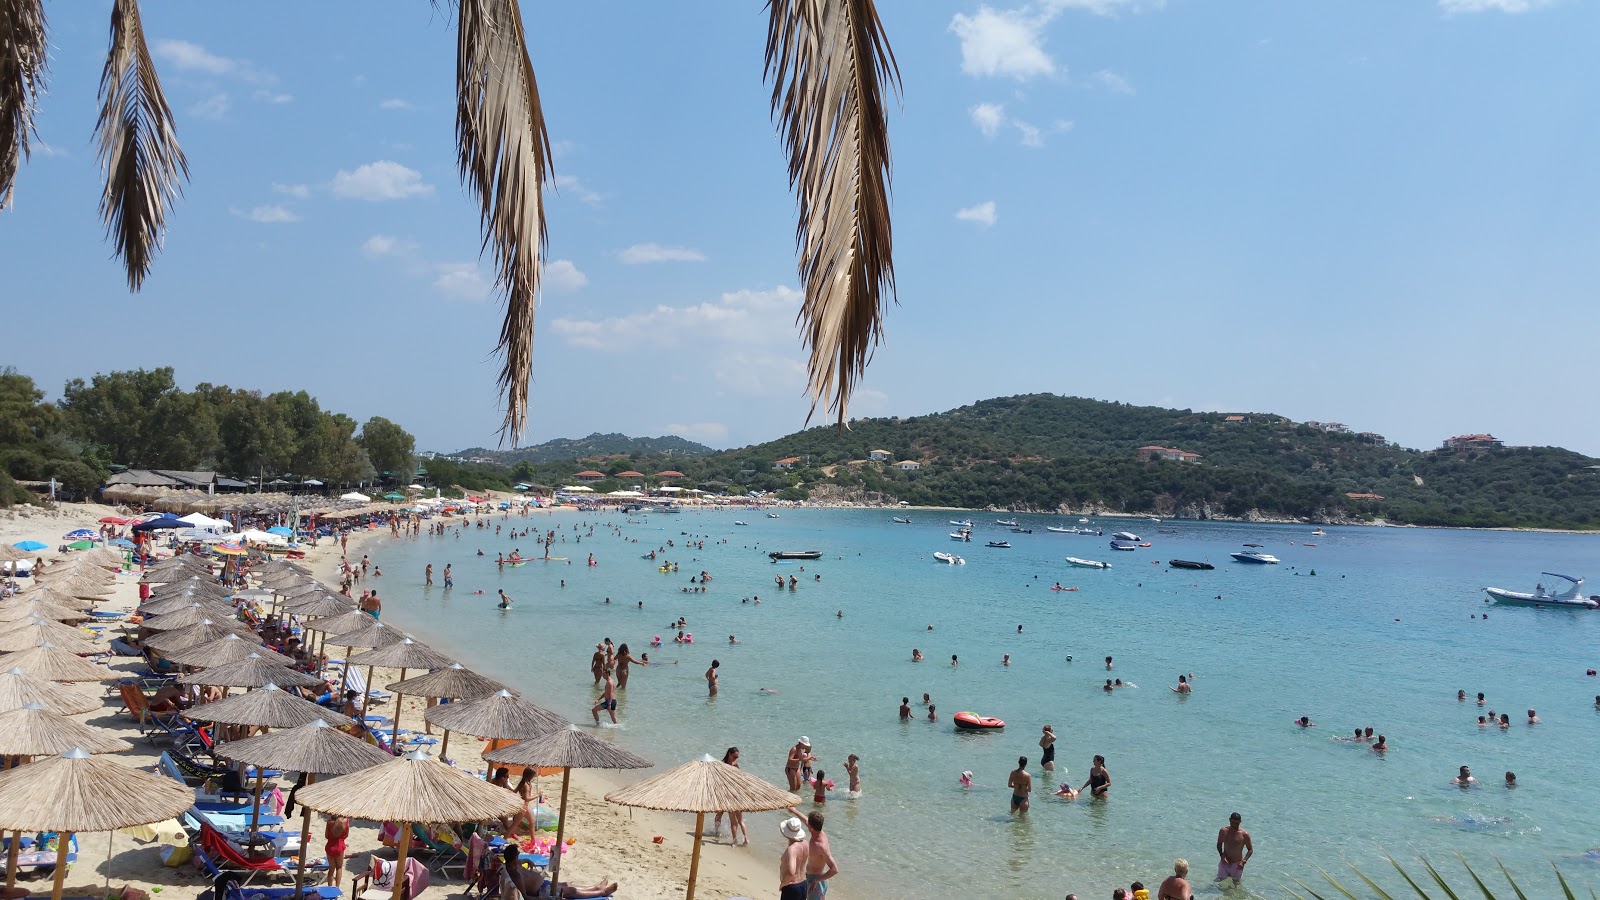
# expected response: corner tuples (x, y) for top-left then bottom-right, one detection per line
(5, 829), (19, 890)
(294, 773), (316, 896)
(391, 823), (412, 900)
(549, 767), (572, 888)
(685, 812), (705, 900)
(438, 728), (451, 760)
(336, 645), (354, 697)
(250, 769), (265, 837)
(390, 668), (408, 746)
(48, 830), (70, 900)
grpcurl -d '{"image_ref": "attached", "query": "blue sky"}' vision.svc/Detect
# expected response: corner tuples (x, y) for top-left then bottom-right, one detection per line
(5, 0), (1598, 457)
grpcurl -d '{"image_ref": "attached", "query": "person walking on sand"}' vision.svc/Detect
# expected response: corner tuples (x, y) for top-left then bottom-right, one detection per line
(591, 666), (618, 725)
(324, 814), (348, 889)
(1215, 812), (1253, 887)
(711, 747), (748, 845)
(778, 817), (810, 900)
(804, 811), (838, 899)
(1008, 756), (1033, 814)
(425, 563), (433, 586)
(1040, 725), (1057, 771)
(706, 659), (720, 697)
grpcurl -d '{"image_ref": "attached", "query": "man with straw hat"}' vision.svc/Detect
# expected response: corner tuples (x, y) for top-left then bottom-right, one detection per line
(778, 816), (810, 900)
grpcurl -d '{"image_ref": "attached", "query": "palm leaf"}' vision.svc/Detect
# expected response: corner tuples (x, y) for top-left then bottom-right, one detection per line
(94, 0), (187, 290)
(1418, 855), (1465, 900)
(0, 0), (48, 208)
(452, 0), (550, 444)
(765, 0), (900, 427)
(1549, 861), (1580, 900)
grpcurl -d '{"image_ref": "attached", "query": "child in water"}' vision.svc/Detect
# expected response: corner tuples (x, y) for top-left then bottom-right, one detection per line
(959, 771), (974, 788)
(812, 770), (830, 804)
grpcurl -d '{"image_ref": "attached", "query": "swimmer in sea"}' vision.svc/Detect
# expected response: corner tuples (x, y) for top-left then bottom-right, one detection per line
(1477, 716), (1487, 727)
(922, 692), (931, 706)
(836, 610), (842, 618)
(1457, 689), (1466, 701)
(1371, 734), (1387, 752)
(1104, 679), (1115, 693)
(959, 771), (973, 788)
(729, 635), (738, 644)
(1477, 692), (1486, 706)
(911, 649), (923, 661)
(951, 654), (959, 667)
(1499, 713), (1511, 729)
(1003, 654), (1010, 667)
(1106, 656), (1114, 670)
(1453, 765), (1477, 787)
(927, 704), (937, 722)
(1297, 716), (1315, 728)
(1505, 771), (1517, 787)
(899, 697), (911, 720)
(497, 589), (512, 610)
(1526, 708), (1540, 724)
(1052, 782), (1079, 799)
(1172, 675), (1191, 694)
(1007, 756), (1032, 815)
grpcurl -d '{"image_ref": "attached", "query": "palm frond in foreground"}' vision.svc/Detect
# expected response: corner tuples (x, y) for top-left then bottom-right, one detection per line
(453, 0), (551, 444)
(95, 0), (187, 290)
(1283, 851), (1594, 899)
(1, 0), (49, 208)
(765, 0), (900, 427)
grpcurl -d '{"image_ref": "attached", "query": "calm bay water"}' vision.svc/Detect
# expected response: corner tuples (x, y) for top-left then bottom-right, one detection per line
(366, 509), (1600, 899)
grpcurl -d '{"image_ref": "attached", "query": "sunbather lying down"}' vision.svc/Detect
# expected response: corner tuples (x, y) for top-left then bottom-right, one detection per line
(498, 846), (616, 899)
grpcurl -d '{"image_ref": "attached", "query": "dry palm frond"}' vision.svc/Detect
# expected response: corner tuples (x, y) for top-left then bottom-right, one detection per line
(95, 0), (187, 290)
(455, 0), (551, 443)
(0, 0), (48, 208)
(765, 0), (900, 427)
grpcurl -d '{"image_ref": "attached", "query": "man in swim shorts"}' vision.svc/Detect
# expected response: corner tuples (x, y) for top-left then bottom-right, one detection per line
(778, 817), (810, 900)
(590, 666), (618, 725)
(1008, 756), (1032, 814)
(804, 811), (837, 898)
(1215, 812), (1252, 885)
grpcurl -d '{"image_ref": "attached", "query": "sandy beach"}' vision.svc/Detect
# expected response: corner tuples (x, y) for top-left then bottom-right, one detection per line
(0, 500), (774, 900)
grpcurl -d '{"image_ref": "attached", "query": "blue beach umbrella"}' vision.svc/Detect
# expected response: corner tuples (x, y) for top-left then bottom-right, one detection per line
(12, 541), (47, 552)
(266, 526), (293, 536)
(109, 538), (136, 550)
(131, 516), (185, 532)
(61, 529), (97, 541)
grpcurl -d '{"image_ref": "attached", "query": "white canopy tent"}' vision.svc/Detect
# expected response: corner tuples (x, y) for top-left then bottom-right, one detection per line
(606, 490), (644, 498)
(339, 492), (372, 502)
(178, 513), (233, 533)
(236, 529), (289, 546)
(559, 486), (595, 493)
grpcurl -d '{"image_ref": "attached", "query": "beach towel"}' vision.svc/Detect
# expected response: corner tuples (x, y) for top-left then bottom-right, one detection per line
(465, 832), (488, 883)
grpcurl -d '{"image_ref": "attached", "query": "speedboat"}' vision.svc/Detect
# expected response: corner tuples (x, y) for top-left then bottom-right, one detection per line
(891, 516), (912, 524)
(734, 521), (749, 526)
(1312, 528), (1326, 536)
(1078, 518), (1089, 523)
(933, 551), (965, 565)
(1149, 517), (1161, 523)
(995, 519), (1018, 527)
(949, 519), (974, 528)
(769, 550), (822, 560)
(986, 540), (1011, 548)
(1010, 527), (1033, 534)
(1242, 543), (1264, 548)
(1066, 557), (1111, 569)
(1230, 550), (1280, 564)
(1110, 540), (1140, 551)
(656, 504), (682, 513)
(1112, 531), (1140, 542)
(767, 513), (781, 518)
(1484, 573), (1595, 609)
(949, 531), (972, 542)
(1046, 526), (1074, 533)
(1169, 560), (1214, 570)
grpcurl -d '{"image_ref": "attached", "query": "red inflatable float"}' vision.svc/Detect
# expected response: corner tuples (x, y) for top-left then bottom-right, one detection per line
(954, 711), (1005, 731)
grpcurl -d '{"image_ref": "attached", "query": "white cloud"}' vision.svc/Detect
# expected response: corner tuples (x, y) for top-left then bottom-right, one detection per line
(553, 174), (604, 207)
(331, 161), (432, 201)
(1091, 69), (1135, 94)
(949, 7), (1056, 80)
(545, 259), (588, 291)
(969, 102), (1007, 137)
(153, 39), (237, 75)
(378, 98), (413, 110)
(254, 90), (294, 104)
(272, 183), (310, 199)
(619, 243), (706, 265)
(1044, 0), (1160, 13)
(955, 201), (998, 227)
(1014, 120), (1043, 147)
(850, 388), (892, 416)
(188, 93), (230, 120)
(234, 205), (299, 224)
(664, 422), (730, 445)
(1439, 0), (1553, 11)
(360, 234), (414, 259)
(432, 263), (492, 302)
(552, 286), (800, 351)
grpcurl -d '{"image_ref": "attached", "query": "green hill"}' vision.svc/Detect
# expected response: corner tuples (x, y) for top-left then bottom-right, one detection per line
(510, 395), (1600, 529)
(454, 432), (715, 466)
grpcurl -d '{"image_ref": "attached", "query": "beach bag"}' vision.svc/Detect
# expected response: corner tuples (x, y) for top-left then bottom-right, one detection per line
(160, 843), (192, 867)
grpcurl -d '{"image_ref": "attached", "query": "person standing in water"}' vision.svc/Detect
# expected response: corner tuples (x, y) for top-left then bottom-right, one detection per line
(615, 643), (645, 689)
(1008, 756), (1033, 814)
(1215, 812), (1252, 887)
(1039, 725), (1057, 771)
(1081, 755), (1111, 798)
(706, 659), (720, 697)
(591, 666), (618, 725)
(425, 563), (433, 586)
(496, 589), (511, 610)
(442, 563), (453, 589)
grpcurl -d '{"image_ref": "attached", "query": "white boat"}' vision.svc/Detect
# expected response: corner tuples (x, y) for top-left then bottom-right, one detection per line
(949, 519), (973, 528)
(933, 551), (965, 565)
(986, 540), (1011, 548)
(1066, 557), (1111, 569)
(1112, 531), (1140, 542)
(1109, 540), (1140, 551)
(1230, 550), (1280, 564)
(891, 516), (912, 524)
(767, 513), (780, 518)
(1078, 518), (1089, 523)
(995, 519), (1018, 527)
(1149, 517), (1161, 523)
(948, 532), (971, 542)
(734, 521), (749, 526)
(1312, 528), (1326, 536)
(1484, 573), (1596, 609)
(1046, 525), (1074, 533)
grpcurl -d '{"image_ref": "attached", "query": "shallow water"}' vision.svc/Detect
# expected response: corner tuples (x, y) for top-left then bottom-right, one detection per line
(366, 510), (1600, 899)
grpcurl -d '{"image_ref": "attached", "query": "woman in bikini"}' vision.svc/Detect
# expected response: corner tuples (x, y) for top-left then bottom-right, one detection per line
(324, 815), (349, 888)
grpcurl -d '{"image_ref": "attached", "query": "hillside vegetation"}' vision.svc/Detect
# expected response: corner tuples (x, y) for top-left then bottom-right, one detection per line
(455, 433), (714, 465)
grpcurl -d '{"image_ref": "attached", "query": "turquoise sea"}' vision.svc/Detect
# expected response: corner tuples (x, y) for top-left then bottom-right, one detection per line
(365, 509), (1600, 899)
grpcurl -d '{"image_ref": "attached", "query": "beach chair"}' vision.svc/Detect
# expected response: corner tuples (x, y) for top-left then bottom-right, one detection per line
(341, 668), (391, 705)
(197, 824), (323, 886)
(351, 855), (428, 900)
(408, 824), (465, 877)
(216, 870), (342, 900)
(11, 834), (77, 880)
(117, 683), (181, 735)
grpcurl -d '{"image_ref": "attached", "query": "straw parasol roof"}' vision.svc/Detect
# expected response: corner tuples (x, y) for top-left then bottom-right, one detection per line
(0, 599), (89, 623)
(0, 643), (113, 682)
(605, 755), (801, 813)
(167, 634), (291, 668)
(0, 621), (101, 654)
(275, 581), (327, 600)
(0, 667), (102, 714)
(0, 545), (30, 563)
(27, 576), (110, 599)
(424, 689), (569, 739)
(140, 569), (213, 585)
(232, 588), (277, 603)
(187, 684), (354, 729)
(149, 581), (230, 601)
(0, 747), (195, 833)
(15, 585), (93, 608)
(216, 719), (391, 774)
(138, 595), (236, 617)
(143, 619), (254, 654)
(301, 610), (374, 635)
(141, 604), (252, 632)
(35, 562), (114, 582)
(81, 548), (126, 567)
(387, 663), (506, 699)
(177, 654), (324, 690)
(281, 592), (355, 617)
(296, 749), (524, 824)
(485, 726), (653, 771)
(0, 703), (133, 755)
(256, 560), (311, 576)
(326, 619), (404, 650)
(348, 637), (454, 671)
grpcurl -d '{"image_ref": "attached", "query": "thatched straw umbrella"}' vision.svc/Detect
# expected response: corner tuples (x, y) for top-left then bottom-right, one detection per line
(0, 668), (100, 715)
(0, 599), (89, 624)
(0, 748), (194, 900)
(143, 619), (254, 655)
(0, 621), (100, 655)
(26, 577), (110, 601)
(215, 719), (392, 895)
(387, 663), (507, 722)
(425, 689), (569, 760)
(176, 653), (324, 691)
(167, 634), (291, 669)
(80, 548), (125, 568)
(280, 594), (355, 657)
(0, 644), (112, 682)
(296, 749), (525, 900)
(323, 619), (401, 703)
(0, 545), (30, 564)
(34, 562), (114, 582)
(140, 604), (251, 633)
(486, 727), (651, 886)
(15, 585), (94, 610)
(0, 703), (131, 756)
(232, 588), (277, 603)
(605, 755), (802, 900)
(148, 581), (231, 603)
(256, 560), (311, 577)
(347, 638), (454, 739)
(188, 685), (357, 837)
(137, 595), (235, 618)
